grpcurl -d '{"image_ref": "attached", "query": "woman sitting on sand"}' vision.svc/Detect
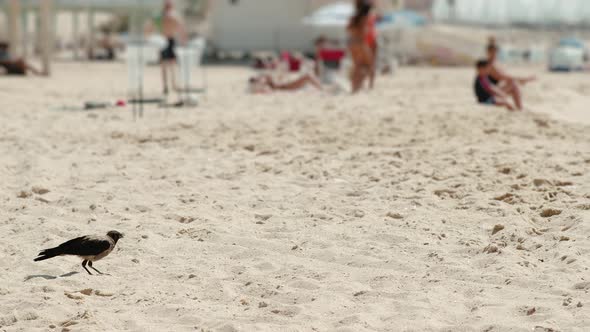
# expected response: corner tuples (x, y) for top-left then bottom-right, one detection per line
(474, 59), (515, 111)
(249, 73), (322, 93)
(347, 2), (373, 93)
(0, 42), (43, 76)
(485, 42), (535, 111)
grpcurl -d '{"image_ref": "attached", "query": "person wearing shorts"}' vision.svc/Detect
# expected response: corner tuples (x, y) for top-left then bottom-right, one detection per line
(159, 0), (187, 95)
(161, 38), (177, 62)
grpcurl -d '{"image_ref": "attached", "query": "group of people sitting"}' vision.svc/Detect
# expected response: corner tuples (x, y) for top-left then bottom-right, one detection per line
(249, 48), (326, 94)
(249, 73), (322, 93)
(248, 0), (379, 94)
(474, 39), (536, 111)
(249, 54), (324, 94)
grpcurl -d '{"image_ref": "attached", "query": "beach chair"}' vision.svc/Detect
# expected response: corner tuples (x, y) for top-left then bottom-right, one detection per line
(127, 41), (146, 118)
(317, 48), (346, 84)
(126, 40), (164, 118)
(376, 35), (399, 75)
(175, 37), (207, 106)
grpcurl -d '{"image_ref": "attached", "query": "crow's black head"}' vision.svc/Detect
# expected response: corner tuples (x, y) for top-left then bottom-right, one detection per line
(107, 230), (124, 243)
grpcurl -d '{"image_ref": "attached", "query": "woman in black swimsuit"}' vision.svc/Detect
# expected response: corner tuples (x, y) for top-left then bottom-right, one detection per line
(474, 59), (514, 111)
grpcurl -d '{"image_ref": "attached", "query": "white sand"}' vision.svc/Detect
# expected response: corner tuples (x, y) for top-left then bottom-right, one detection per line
(0, 63), (589, 331)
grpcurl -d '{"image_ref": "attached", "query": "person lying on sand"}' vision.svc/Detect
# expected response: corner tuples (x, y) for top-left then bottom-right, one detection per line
(249, 73), (322, 93)
(486, 43), (535, 110)
(474, 60), (516, 111)
(0, 42), (43, 76)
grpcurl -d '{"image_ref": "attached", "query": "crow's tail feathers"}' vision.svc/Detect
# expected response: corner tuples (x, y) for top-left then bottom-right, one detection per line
(34, 248), (61, 261)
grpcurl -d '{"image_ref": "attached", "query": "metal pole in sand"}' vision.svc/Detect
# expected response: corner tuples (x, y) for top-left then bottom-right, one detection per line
(87, 6), (96, 60)
(8, 0), (21, 57)
(129, 5), (141, 120)
(132, 2), (145, 119)
(21, 7), (29, 57)
(40, 0), (53, 76)
(72, 11), (80, 60)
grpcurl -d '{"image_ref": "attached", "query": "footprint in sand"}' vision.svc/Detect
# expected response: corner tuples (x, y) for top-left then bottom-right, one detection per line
(573, 281), (590, 290)
(176, 228), (213, 241)
(0, 311), (39, 328)
(254, 262), (275, 271)
(493, 193), (522, 204)
(217, 324), (239, 332)
(269, 305), (301, 318)
(287, 280), (320, 290)
(31, 186), (50, 195)
(533, 179), (552, 187)
(59, 310), (91, 330)
(17, 190), (32, 198)
(533, 326), (558, 332)
(491, 224), (505, 236)
(540, 208), (561, 218)
(482, 244), (500, 254)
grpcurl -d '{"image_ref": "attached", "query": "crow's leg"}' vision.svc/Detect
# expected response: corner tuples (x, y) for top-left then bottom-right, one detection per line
(81, 260), (92, 275)
(88, 261), (103, 275)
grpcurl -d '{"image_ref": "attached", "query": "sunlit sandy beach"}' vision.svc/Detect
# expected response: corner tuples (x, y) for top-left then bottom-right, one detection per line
(0, 62), (589, 331)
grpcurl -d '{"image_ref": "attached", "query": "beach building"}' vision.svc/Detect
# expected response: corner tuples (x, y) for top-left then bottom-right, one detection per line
(208, 0), (404, 54)
(0, 0), (164, 74)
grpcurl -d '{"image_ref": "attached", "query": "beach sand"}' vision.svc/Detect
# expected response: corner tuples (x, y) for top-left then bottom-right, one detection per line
(0, 63), (589, 331)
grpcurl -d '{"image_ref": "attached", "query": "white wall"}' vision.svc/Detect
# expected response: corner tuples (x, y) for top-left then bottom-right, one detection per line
(0, 13), (6, 41)
(210, 0), (317, 53)
(433, 0), (590, 26)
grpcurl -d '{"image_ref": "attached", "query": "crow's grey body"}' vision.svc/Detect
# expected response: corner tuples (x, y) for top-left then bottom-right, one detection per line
(34, 230), (123, 275)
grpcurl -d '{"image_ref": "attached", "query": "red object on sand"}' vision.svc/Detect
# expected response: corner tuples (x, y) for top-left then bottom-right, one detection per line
(116, 100), (126, 107)
(281, 52), (302, 72)
(319, 49), (345, 62)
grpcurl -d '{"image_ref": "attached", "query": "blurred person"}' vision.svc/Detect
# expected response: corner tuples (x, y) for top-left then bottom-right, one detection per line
(314, 36), (328, 76)
(253, 54), (277, 70)
(486, 42), (535, 111)
(487, 36), (497, 49)
(159, 0), (187, 95)
(248, 73), (322, 93)
(0, 42), (43, 76)
(92, 29), (118, 61)
(348, 2), (373, 93)
(313, 36), (347, 86)
(357, 0), (378, 89)
(474, 59), (515, 111)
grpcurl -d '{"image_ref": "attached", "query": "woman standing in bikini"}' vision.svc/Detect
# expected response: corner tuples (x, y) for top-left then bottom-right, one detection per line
(347, 2), (372, 93)
(359, 0), (378, 89)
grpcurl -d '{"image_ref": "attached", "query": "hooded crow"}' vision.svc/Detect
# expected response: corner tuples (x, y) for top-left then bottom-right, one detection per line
(34, 230), (123, 275)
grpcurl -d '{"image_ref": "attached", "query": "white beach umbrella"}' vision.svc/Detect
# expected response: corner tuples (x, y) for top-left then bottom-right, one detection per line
(302, 2), (403, 39)
(302, 2), (354, 44)
(302, 2), (354, 28)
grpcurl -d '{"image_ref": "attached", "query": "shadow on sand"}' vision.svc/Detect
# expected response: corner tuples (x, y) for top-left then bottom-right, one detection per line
(24, 271), (79, 281)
